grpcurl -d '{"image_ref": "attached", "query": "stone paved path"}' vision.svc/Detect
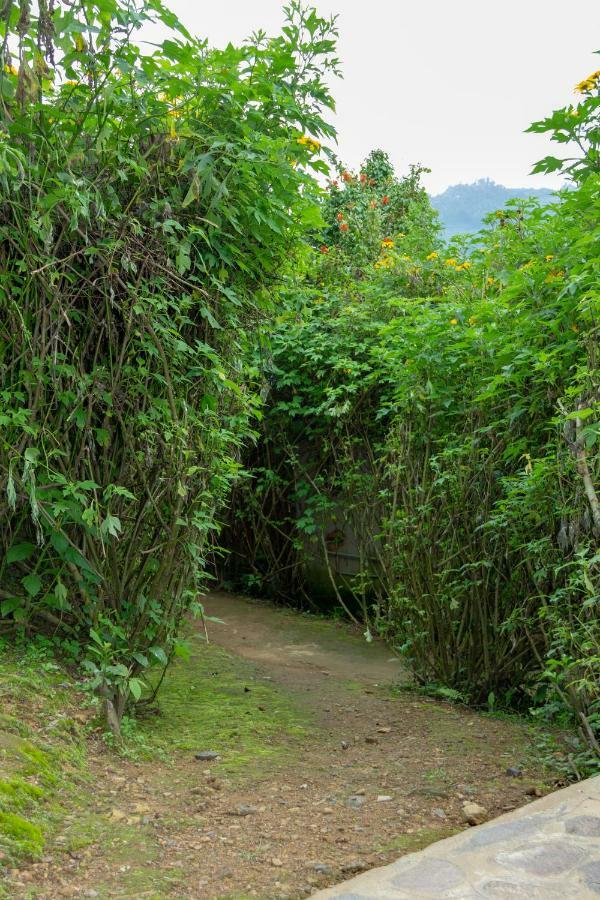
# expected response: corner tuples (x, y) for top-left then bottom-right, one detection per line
(313, 775), (600, 898)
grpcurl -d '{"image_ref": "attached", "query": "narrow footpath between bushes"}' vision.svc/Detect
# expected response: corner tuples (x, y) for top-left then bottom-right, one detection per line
(8, 592), (559, 899)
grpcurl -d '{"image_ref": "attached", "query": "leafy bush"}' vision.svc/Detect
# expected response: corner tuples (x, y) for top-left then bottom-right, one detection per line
(0, 0), (337, 733)
(226, 71), (600, 760)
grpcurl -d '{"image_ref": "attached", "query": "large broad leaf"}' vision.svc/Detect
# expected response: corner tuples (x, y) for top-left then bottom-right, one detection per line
(6, 542), (36, 564)
(1, 597), (24, 617)
(22, 574), (42, 597)
(149, 646), (168, 665)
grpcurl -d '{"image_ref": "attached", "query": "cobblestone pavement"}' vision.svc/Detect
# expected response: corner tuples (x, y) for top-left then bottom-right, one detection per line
(313, 775), (600, 899)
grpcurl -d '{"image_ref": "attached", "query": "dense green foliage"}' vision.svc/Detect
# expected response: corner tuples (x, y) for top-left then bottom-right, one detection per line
(1, 0), (598, 769)
(431, 178), (554, 238)
(0, 0), (337, 732)
(226, 69), (600, 764)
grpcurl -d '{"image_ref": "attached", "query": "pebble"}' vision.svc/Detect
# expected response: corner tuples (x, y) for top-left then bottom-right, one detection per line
(313, 863), (332, 875)
(506, 766), (523, 777)
(341, 740), (349, 750)
(377, 795), (393, 802)
(227, 804), (257, 817)
(346, 795), (366, 810)
(272, 857), (283, 867)
(195, 751), (219, 761)
(341, 860), (366, 874)
(461, 801), (488, 825)
(525, 785), (542, 797)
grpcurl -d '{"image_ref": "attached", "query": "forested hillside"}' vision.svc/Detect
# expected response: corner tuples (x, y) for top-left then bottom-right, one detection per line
(431, 178), (555, 237)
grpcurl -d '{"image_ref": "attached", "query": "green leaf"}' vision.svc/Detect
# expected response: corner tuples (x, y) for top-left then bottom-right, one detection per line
(22, 574), (42, 597)
(100, 513), (122, 538)
(6, 542), (36, 564)
(149, 646), (168, 665)
(173, 641), (191, 662)
(128, 678), (143, 701)
(107, 663), (129, 678)
(1, 597), (24, 617)
(132, 652), (149, 668)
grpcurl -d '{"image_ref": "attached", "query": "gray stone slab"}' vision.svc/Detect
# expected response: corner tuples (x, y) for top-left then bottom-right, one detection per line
(496, 840), (587, 876)
(312, 776), (600, 900)
(389, 857), (465, 894)
(477, 879), (577, 899)
(461, 814), (550, 851)
(567, 816), (600, 837)
(581, 860), (600, 894)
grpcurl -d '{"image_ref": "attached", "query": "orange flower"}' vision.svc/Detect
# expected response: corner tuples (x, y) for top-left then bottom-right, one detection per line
(340, 222), (349, 232)
(342, 171), (352, 182)
(381, 195), (389, 206)
(320, 246), (329, 254)
(336, 212), (344, 221)
(360, 173), (367, 184)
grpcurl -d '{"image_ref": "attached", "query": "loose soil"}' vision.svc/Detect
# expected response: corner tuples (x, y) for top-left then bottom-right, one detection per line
(5, 592), (556, 899)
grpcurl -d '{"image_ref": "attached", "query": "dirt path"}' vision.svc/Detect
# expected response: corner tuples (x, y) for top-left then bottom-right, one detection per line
(9, 593), (555, 899)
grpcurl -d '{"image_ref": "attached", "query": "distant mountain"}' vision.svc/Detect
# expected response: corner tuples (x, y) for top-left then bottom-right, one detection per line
(430, 178), (556, 239)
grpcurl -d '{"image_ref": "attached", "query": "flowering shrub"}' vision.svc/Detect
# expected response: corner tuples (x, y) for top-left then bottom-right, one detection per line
(226, 74), (600, 766)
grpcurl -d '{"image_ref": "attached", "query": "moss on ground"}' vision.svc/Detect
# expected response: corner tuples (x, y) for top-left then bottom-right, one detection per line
(0, 648), (89, 866)
(380, 825), (462, 854)
(135, 638), (312, 775)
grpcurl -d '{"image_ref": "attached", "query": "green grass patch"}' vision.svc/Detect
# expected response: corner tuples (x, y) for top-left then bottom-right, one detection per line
(380, 826), (462, 855)
(0, 647), (89, 865)
(130, 638), (312, 775)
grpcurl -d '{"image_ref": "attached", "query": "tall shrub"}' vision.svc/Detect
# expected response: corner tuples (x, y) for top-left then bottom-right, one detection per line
(0, 0), (338, 732)
(226, 73), (600, 760)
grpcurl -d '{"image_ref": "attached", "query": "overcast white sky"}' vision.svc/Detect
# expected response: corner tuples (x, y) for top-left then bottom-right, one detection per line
(148, 1), (599, 194)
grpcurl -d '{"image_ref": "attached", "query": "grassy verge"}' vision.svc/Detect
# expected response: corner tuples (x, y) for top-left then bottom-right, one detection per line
(123, 633), (313, 776)
(0, 644), (90, 868)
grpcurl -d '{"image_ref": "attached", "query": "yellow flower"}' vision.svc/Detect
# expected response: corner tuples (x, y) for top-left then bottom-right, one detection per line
(468, 316), (477, 326)
(426, 251), (438, 260)
(486, 276), (495, 285)
(3, 63), (18, 76)
(381, 239), (394, 249)
(376, 254), (395, 269)
(445, 258), (457, 267)
(545, 254), (554, 261)
(297, 135), (321, 153)
(519, 260), (533, 271)
(575, 69), (600, 94)
(572, 324), (579, 333)
(450, 318), (458, 325)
